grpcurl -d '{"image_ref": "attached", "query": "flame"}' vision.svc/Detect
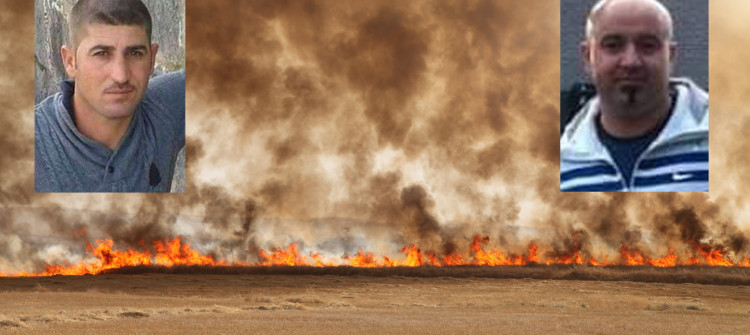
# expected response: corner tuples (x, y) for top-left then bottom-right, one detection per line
(588, 256), (612, 267)
(382, 256), (398, 267)
(689, 243), (734, 266)
(400, 245), (425, 267)
(619, 246), (672, 267)
(619, 244), (745, 267)
(442, 253), (465, 266)
(258, 243), (310, 266)
(527, 243), (539, 264)
(346, 248), (379, 268)
(2, 234), (750, 277)
(310, 252), (333, 267)
(2, 238), (226, 277)
(470, 236), (529, 266)
(153, 238), (220, 266)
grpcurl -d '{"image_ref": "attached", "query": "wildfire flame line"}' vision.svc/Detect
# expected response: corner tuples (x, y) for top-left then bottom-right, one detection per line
(2, 235), (749, 277)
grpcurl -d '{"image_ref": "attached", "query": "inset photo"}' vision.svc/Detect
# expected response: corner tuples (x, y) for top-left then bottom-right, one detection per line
(34, 0), (185, 192)
(560, 0), (708, 192)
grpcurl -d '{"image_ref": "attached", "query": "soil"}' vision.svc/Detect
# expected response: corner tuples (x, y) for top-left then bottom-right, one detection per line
(1, 269), (749, 334)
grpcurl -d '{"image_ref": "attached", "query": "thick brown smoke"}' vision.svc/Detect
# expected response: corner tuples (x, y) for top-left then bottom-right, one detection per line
(0, 0), (35, 205)
(1, 1), (749, 273)
(182, 0), (564, 258)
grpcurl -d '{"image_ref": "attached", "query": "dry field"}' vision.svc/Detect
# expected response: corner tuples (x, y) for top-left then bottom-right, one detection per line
(1, 266), (749, 334)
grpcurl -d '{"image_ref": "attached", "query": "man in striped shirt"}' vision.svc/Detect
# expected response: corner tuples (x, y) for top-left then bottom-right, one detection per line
(560, 0), (708, 192)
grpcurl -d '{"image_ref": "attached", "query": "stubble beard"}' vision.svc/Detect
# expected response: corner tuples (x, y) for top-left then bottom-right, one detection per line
(602, 84), (669, 121)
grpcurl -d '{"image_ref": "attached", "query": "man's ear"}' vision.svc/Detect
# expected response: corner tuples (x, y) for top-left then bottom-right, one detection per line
(60, 45), (77, 78)
(149, 43), (159, 75)
(668, 41), (677, 74)
(668, 41), (677, 62)
(579, 41), (593, 77)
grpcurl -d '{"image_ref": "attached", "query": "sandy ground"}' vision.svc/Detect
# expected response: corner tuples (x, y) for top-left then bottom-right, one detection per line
(1, 273), (749, 334)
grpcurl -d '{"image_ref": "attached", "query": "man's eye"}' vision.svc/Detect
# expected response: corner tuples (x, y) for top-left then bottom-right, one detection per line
(638, 41), (661, 52)
(129, 51), (144, 56)
(93, 51), (108, 57)
(601, 40), (622, 50)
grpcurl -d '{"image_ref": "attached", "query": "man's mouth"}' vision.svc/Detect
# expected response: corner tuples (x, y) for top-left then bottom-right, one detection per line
(617, 77), (646, 85)
(105, 87), (135, 95)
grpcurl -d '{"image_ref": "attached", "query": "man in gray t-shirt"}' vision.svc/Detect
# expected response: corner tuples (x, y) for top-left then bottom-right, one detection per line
(34, 0), (184, 192)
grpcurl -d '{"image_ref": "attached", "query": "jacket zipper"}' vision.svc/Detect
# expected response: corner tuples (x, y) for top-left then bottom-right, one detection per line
(629, 130), (707, 190)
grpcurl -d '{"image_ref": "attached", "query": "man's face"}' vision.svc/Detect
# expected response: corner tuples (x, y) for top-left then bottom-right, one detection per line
(582, 1), (675, 113)
(62, 24), (158, 120)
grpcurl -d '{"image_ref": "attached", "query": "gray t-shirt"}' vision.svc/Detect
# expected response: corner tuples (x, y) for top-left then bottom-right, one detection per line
(35, 70), (185, 192)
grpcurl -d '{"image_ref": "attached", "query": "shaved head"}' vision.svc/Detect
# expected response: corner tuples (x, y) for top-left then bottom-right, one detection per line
(586, 0), (673, 41)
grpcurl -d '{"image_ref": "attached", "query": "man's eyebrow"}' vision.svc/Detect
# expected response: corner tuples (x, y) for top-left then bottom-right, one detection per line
(599, 34), (624, 42)
(86, 45), (148, 54)
(125, 45), (148, 53)
(636, 34), (665, 41)
(88, 45), (115, 53)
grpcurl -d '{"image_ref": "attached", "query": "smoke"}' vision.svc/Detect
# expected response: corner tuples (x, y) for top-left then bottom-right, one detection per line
(182, 0), (560, 256)
(1, 0), (749, 273)
(0, 0), (35, 206)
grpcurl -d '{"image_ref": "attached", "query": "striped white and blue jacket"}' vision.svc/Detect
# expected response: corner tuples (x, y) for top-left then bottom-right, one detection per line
(560, 78), (708, 192)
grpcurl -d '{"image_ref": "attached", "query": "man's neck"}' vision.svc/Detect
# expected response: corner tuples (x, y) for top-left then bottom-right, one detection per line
(598, 95), (671, 139)
(72, 93), (133, 150)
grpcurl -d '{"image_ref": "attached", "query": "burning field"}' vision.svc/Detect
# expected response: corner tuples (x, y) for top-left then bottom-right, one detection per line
(1, 236), (750, 334)
(3, 0), (750, 333)
(3, 232), (750, 334)
(1, 234), (750, 279)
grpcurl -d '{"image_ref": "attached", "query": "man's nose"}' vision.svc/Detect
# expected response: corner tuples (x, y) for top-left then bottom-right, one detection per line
(110, 54), (130, 84)
(620, 44), (643, 67)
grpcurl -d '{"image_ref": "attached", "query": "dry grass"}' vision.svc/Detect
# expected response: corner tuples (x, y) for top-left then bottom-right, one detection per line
(33, 283), (48, 293)
(118, 311), (149, 318)
(100, 264), (750, 285)
(246, 296), (272, 303)
(0, 273), (748, 334)
(0, 320), (22, 328)
(286, 297), (323, 304)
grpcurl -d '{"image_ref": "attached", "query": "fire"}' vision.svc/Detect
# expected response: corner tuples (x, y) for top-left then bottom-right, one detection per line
(2, 234), (750, 277)
(527, 244), (539, 264)
(620, 246), (678, 267)
(153, 238), (221, 266)
(470, 236), (531, 266)
(346, 248), (379, 268)
(587, 256), (612, 266)
(545, 231), (599, 265)
(442, 253), (465, 266)
(2, 238), (224, 277)
(90, 239), (153, 270)
(310, 252), (333, 267)
(400, 245), (425, 266)
(258, 243), (310, 266)
(688, 243), (734, 267)
(618, 243), (748, 267)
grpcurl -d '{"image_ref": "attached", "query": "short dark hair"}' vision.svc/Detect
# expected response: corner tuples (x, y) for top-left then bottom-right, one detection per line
(69, 0), (152, 47)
